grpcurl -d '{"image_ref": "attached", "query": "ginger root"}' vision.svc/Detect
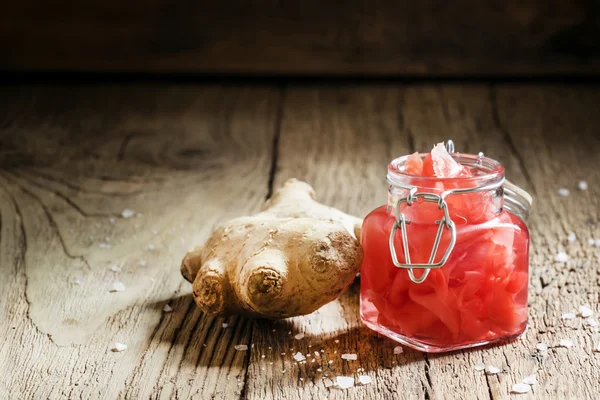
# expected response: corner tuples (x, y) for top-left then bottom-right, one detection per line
(181, 179), (363, 318)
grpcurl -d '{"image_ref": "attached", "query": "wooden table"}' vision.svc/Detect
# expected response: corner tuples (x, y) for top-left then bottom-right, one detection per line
(1, 82), (599, 399)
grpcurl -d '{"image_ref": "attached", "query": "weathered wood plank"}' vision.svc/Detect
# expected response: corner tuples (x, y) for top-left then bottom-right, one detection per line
(0, 84), (281, 399)
(1, 1), (600, 76)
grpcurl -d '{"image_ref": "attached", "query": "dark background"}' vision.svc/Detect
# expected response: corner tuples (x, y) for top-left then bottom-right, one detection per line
(2, 0), (600, 77)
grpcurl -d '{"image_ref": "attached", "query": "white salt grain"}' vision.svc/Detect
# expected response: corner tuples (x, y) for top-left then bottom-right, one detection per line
(579, 305), (594, 318)
(562, 312), (577, 319)
(334, 339), (339, 343)
(99, 243), (112, 249)
(588, 238), (596, 245)
(586, 318), (599, 327)
(110, 282), (126, 292)
(485, 365), (501, 375)
(358, 375), (372, 385)
(557, 188), (570, 197)
(163, 304), (173, 313)
(294, 333), (305, 340)
(473, 363), (486, 371)
(222, 323), (228, 328)
(593, 343), (600, 352)
(536, 342), (548, 351)
(109, 217), (116, 224)
(336, 376), (355, 389)
(75, 280), (82, 285)
(111, 342), (128, 352)
(555, 252), (569, 263)
(567, 232), (577, 243)
(121, 209), (135, 218)
(596, 239), (600, 248)
(523, 374), (536, 385)
(139, 260), (147, 267)
(559, 339), (573, 348)
(512, 383), (531, 394)
(146, 243), (155, 251)
(341, 353), (357, 361)
(328, 360), (334, 364)
(393, 346), (404, 354)
(234, 344), (248, 351)
(109, 264), (121, 272)
(293, 352), (306, 362)
(578, 180), (588, 191)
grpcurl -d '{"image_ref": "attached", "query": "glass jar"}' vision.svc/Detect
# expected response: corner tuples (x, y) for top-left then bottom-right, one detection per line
(360, 145), (532, 353)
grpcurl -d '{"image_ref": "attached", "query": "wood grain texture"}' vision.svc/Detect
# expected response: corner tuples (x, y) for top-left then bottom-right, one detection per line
(1, 82), (600, 399)
(1, 1), (600, 76)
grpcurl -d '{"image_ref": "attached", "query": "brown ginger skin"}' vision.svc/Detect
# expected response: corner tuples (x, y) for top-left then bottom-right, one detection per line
(181, 179), (363, 318)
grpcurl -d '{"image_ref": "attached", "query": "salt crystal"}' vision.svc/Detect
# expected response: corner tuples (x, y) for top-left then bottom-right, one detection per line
(293, 352), (306, 362)
(593, 343), (600, 352)
(562, 312), (577, 319)
(485, 365), (501, 375)
(111, 342), (128, 352)
(557, 188), (570, 197)
(121, 209), (135, 218)
(109, 217), (116, 224)
(555, 252), (569, 263)
(588, 238), (596, 245)
(358, 375), (372, 385)
(74, 280), (82, 285)
(110, 282), (126, 292)
(512, 383), (531, 394)
(146, 243), (155, 251)
(536, 342), (548, 351)
(579, 305), (594, 318)
(586, 318), (599, 327)
(261, 355), (265, 359)
(314, 351), (320, 357)
(334, 339), (339, 343)
(596, 239), (600, 248)
(109, 264), (121, 272)
(294, 332), (305, 340)
(139, 260), (147, 267)
(523, 374), (536, 385)
(163, 304), (173, 313)
(559, 339), (573, 348)
(393, 346), (404, 355)
(328, 360), (334, 364)
(99, 243), (112, 249)
(234, 344), (248, 351)
(567, 232), (577, 243)
(473, 362), (486, 371)
(341, 353), (357, 361)
(336, 376), (355, 389)
(317, 368), (322, 372)
(578, 181), (588, 191)
(222, 323), (228, 328)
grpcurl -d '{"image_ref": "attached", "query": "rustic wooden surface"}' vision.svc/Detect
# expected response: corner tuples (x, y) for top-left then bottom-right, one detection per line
(1, 82), (599, 399)
(2, 1), (600, 76)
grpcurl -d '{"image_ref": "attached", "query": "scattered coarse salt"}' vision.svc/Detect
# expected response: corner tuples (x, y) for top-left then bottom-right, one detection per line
(586, 318), (599, 327)
(163, 304), (173, 313)
(559, 339), (573, 348)
(261, 355), (265, 359)
(358, 375), (372, 385)
(555, 252), (569, 263)
(293, 352), (306, 362)
(109, 264), (121, 272)
(341, 353), (357, 361)
(139, 260), (147, 267)
(557, 188), (570, 197)
(567, 232), (577, 243)
(110, 282), (126, 292)
(222, 323), (228, 328)
(578, 180), (588, 191)
(579, 305), (594, 318)
(473, 363), (486, 371)
(523, 374), (536, 385)
(121, 209), (135, 218)
(328, 360), (334, 364)
(146, 243), (155, 251)
(99, 243), (112, 249)
(109, 217), (116, 224)
(334, 339), (339, 343)
(74, 280), (82, 285)
(294, 332), (305, 340)
(234, 344), (248, 351)
(536, 342), (548, 351)
(485, 365), (501, 375)
(336, 376), (355, 389)
(317, 368), (322, 372)
(596, 239), (600, 248)
(562, 312), (577, 320)
(588, 238), (596, 246)
(111, 342), (128, 352)
(593, 343), (600, 352)
(511, 383), (531, 394)
(393, 346), (404, 355)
